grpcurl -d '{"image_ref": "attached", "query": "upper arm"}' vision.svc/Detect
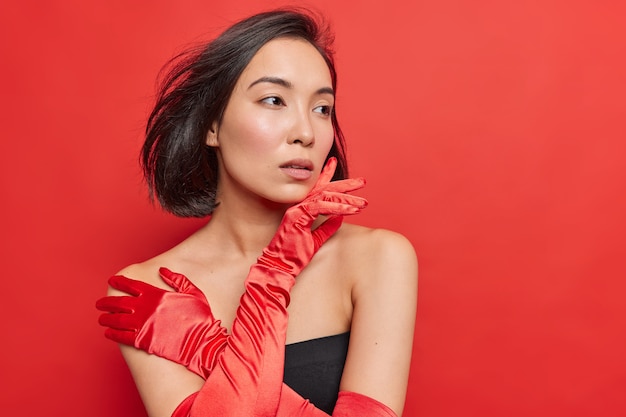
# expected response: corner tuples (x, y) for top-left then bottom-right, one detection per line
(118, 345), (203, 417)
(108, 265), (204, 417)
(339, 230), (418, 416)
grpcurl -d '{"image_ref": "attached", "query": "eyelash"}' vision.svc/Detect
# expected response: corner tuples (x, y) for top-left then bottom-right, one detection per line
(261, 96), (285, 106)
(313, 105), (333, 117)
(260, 96), (333, 117)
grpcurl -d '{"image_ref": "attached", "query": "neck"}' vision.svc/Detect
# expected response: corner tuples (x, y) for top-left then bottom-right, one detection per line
(205, 193), (289, 258)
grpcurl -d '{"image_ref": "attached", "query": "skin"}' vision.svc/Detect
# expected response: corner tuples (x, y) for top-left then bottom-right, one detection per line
(110, 37), (418, 417)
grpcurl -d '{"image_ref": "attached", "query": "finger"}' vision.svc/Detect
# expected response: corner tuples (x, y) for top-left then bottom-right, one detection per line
(303, 193), (368, 213)
(107, 275), (151, 297)
(315, 191), (368, 207)
(301, 200), (367, 217)
(104, 327), (136, 346)
(311, 215), (343, 250)
(315, 177), (366, 194)
(159, 267), (181, 290)
(98, 311), (137, 331)
(311, 157), (337, 192)
(95, 296), (135, 314)
(159, 267), (205, 299)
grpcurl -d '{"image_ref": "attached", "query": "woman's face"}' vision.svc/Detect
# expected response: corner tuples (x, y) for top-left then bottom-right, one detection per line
(208, 37), (335, 208)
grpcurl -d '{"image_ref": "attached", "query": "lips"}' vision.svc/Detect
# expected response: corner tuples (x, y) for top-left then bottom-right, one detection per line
(279, 159), (314, 180)
(279, 159), (313, 171)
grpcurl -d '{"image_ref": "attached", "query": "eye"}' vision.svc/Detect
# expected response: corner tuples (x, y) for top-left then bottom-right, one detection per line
(313, 105), (333, 117)
(260, 96), (285, 106)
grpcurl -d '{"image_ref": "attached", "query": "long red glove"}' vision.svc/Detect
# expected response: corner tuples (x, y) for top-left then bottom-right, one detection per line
(184, 158), (366, 417)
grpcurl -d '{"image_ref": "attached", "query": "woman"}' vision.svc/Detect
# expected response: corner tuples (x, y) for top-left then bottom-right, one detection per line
(96, 9), (417, 417)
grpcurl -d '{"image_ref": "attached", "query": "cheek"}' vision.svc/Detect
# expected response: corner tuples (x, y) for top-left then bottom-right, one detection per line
(226, 111), (283, 154)
(318, 123), (335, 154)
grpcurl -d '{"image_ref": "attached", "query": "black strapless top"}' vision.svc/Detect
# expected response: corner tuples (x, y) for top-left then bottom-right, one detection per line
(283, 332), (350, 414)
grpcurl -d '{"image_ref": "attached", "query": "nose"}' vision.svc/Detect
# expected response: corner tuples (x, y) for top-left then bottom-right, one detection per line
(288, 107), (315, 147)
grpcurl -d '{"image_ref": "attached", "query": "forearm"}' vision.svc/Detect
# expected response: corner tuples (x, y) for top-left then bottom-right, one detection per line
(162, 266), (401, 417)
(166, 257), (400, 417)
(178, 265), (295, 416)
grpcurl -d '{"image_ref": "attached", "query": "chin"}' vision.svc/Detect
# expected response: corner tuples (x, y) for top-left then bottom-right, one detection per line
(279, 194), (310, 205)
(284, 183), (315, 198)
(264, 189), (311, 207)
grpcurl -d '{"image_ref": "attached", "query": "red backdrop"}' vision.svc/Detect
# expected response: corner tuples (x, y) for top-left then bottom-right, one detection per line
(1, 1), (625, 416)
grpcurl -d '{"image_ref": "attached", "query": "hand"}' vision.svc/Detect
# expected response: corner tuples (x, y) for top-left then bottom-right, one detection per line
(259, 157), (367, 277)
(96, 267), (228, 378)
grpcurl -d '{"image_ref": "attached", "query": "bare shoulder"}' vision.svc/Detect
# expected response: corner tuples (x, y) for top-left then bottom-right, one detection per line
(337, 223), (416, 255)
(106, 252), (178, 297)
(335, 223), (418, 287)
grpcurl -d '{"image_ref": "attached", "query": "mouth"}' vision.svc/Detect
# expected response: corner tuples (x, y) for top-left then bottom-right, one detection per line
(279, 159), (314, 180)
(279, 159), (314, 171)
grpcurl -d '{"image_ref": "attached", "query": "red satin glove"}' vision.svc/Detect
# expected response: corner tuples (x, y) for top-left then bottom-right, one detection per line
(96, 268), (228, 379)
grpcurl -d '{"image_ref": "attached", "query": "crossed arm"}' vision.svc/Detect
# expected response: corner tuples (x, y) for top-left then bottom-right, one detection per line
(103, 231), (417, 417)
(97, 162), (417, 416)
(103, 229), (416, 417)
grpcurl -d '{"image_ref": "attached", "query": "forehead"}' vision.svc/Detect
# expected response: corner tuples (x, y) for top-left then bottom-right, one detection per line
(237, 37), (332, 87)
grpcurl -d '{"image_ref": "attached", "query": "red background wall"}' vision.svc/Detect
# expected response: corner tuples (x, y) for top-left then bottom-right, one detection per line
(1, 1), (625, 416)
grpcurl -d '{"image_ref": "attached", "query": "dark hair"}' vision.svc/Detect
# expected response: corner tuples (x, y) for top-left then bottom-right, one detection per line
(141, 9), (348, 217)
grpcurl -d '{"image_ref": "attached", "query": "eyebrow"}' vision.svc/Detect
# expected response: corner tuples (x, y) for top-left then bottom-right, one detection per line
(248, 76), (334, 97)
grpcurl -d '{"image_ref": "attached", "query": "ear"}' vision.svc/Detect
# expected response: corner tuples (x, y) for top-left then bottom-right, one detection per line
(206, 122), (219, 147)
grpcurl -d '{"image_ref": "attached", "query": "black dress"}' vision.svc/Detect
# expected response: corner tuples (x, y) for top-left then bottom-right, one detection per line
(283, 332), (350, 414)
